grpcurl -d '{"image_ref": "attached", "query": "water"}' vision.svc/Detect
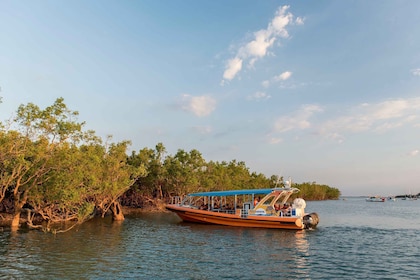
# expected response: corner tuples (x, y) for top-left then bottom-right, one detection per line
(1, 197), (419, 279)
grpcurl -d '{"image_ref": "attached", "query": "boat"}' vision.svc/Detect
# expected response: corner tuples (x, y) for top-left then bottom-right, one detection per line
(366, 196), (385, 202)
(166, 184), (319, 230)
(407, 189), (418, 200)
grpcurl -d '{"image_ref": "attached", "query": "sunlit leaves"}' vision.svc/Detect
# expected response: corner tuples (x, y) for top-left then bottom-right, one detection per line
(0, 98), (146, 231)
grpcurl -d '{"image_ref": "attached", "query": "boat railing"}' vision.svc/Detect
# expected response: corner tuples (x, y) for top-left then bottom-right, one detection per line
(210, 209), (236, 215)
(170, 196), (183, 205)
(211, 208), (250, 218)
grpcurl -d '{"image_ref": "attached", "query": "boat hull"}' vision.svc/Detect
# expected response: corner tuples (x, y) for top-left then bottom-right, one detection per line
(366, 197), (385, 202)
(166, 205), (305, 230)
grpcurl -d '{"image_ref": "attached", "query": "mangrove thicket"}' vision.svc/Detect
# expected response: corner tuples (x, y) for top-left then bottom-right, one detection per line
(0, 98), (340, 232)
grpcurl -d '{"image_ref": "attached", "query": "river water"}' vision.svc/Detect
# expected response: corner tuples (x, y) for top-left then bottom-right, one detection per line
(1, 197), (419, 279)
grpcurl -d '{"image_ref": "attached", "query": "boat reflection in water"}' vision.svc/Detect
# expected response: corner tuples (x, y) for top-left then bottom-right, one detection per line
(166, 181), (319, 230)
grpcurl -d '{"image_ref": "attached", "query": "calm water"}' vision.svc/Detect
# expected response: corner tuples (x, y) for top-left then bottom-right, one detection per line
(1, 197), (419, 279)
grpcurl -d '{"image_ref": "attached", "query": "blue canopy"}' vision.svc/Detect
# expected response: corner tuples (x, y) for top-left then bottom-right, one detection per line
(188, 188), (283, 197)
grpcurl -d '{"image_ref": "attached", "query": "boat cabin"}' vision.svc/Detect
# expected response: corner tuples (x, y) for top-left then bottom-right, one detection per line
(174, 187), (303, 218)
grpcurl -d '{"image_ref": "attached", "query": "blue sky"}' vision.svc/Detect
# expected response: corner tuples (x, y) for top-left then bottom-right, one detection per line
(1, 1), (420, 196)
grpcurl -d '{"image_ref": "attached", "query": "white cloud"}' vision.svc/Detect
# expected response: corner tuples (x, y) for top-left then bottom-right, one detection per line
(295, 17), (305, 25)
(262, 71), (294, 89)
(222, 5), (301, 83)
(247, 91), (271, 101)
(275, 71), (292, 81)
(242, 30), (275, 59)
(262, 80), (270, 88)
(370, 99), (410, 120)
(181, 94), (216, 117)
(320, 97), (420, 137)
(270, 97), (420, 144)
(326, 132), (345, 144)
(411, 68), (420, 76)
(268, 137), (283, 144)
(273, 104), (323, 133)
(408, 149), (419, 156)
(374, 121), (404, 133)
(270, 5), (294, 38)
(223, 57), (243, 81)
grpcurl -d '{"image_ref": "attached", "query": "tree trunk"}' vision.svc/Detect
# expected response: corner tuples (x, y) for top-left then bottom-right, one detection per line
(11, 186), (29, 230)
(11, 197), (25, 230)
(11, 212), (21, 229)
(111, 201), (124, 221)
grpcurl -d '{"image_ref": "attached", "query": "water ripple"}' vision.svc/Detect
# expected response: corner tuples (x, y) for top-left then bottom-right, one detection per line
(1, 198), (419, 279)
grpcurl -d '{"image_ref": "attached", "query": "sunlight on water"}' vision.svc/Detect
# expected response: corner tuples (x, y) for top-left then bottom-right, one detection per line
(1, 198), (419, 279)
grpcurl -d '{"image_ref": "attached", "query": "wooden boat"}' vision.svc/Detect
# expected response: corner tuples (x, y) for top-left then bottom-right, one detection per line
(166, 186), (319, 230)
(366, 196), (385, 202)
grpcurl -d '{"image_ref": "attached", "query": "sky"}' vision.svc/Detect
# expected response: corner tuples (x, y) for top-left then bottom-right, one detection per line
(1, 1), (420, 196)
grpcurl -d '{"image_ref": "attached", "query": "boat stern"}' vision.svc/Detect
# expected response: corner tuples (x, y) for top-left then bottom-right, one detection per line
(303, 212), (319, 229)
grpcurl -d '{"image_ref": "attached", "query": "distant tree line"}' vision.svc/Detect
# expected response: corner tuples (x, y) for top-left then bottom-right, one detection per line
(0, 98), (340, 232)
(123, 145), (341, 208)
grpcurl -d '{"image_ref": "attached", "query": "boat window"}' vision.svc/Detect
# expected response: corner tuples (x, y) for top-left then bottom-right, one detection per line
(273, 194), (286, 205)
(263, 195), (275, 205)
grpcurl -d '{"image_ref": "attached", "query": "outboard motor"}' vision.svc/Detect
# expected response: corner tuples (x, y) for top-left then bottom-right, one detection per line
(303, 212), (319, 229)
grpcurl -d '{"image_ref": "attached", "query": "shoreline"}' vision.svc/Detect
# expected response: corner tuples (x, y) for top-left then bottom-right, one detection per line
(0, 206), (166, 228)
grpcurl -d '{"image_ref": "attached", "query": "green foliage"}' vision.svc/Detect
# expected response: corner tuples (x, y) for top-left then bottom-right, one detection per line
(78, 202), (95, 221)
(128, 144), (341, 202)
(0, 97), (340, 232)
(294, 182), (341, 200)
(0, 98), (146, 231)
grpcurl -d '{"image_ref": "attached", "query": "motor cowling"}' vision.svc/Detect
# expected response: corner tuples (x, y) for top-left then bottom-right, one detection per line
(303, 212), (319, 229)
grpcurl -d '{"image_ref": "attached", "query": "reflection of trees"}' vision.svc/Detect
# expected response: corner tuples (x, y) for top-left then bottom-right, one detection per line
(1, 214), (317, 279)
(1, 217), (125, 278)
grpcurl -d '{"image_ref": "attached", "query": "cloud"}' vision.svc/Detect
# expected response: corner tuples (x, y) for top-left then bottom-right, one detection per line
(181, 94), (216, 117)
(407, 149), (419, 156)
(262, 80), (270, 88)
(411, 68), (420, 76)
(223, 57), (243, 81)
(247, 91), (271, 101)
(241, 30), (275, 59)
(267, 97), (420, 144)
(295, 17), (305, 25)
(274, 71), (293, 81)
(268, 137), (283, 144)
(273, 104), (323, 133)
(262, 71), (295, 90)
(319, 97), (420, 141)
(326, 132), (345, 144)
(222, 5), (301, 83)
(271, 5), (294, 37)
(369, 99), (411, 120)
